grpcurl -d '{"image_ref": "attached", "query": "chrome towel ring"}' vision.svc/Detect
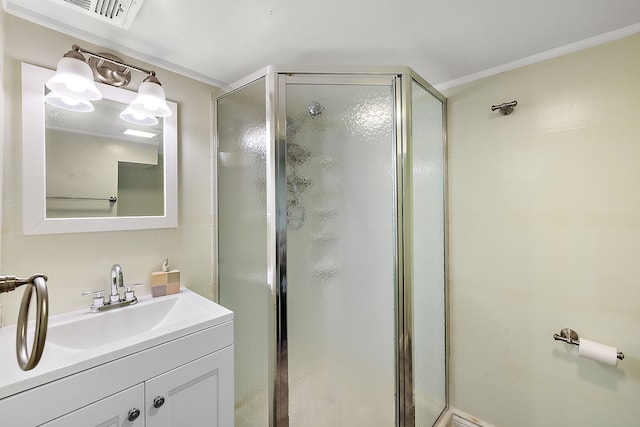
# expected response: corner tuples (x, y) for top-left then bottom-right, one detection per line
(0, 274), (49, 371)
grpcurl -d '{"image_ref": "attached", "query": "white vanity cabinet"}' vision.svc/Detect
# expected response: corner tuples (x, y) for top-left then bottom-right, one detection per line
(0, 290), (234, 427)
(40, 346), (234, 427)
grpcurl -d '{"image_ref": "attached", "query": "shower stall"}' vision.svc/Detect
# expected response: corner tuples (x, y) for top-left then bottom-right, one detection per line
(214, 66), (446, 427)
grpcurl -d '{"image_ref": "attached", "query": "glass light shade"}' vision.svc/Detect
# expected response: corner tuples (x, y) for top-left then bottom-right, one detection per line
(120, 105), (159, 126)
(46, 57), (102, 101)
(129, 81), (172, 117)
(44, 91), (94, 112)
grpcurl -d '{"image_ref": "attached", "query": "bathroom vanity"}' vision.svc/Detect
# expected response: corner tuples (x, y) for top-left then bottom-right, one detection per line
(0, 288), (233, 426)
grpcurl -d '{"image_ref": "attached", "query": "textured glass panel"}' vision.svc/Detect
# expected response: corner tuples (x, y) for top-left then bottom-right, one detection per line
(411, 81), (446, 426)
(217, 77), (270, 427)
(285, 81), (396, 426)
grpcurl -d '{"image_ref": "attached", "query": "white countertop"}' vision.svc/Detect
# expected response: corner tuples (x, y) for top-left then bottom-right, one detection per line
(0, 288), (233, 399)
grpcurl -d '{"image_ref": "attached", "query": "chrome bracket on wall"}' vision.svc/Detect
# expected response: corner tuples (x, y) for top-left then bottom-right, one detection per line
(490, 100), (517, 115)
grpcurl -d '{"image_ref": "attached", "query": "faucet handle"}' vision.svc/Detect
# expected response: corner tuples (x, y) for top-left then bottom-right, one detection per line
(82, 289), (106, 310)
(124, 283), (143, 302)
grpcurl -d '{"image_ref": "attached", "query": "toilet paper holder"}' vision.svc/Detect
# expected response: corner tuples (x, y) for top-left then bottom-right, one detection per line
(553, 328), (624, 360)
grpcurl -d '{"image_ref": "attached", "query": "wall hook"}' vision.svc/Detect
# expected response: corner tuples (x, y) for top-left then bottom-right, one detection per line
(491, 100), (517, 115)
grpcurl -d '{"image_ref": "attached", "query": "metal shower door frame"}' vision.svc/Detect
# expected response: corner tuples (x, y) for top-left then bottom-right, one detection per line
(266, 71), (412, 427)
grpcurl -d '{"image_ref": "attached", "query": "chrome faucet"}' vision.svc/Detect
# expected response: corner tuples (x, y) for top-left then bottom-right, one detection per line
(110, 264), (124, 303)
(82, 264), (142, 313)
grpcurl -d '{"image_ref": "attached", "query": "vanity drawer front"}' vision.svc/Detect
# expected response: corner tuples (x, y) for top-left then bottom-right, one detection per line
(40, 383), (145, 427)
(0, 320), (232, 427)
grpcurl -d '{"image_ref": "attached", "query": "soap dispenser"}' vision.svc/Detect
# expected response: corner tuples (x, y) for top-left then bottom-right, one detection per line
(151, 258), (181, 297)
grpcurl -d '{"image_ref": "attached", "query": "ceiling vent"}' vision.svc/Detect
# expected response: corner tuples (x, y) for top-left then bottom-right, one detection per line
(51, 0), (145, 28)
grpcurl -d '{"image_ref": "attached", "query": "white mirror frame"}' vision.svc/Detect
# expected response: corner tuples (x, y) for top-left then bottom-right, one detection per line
(21, 62), (178, 235)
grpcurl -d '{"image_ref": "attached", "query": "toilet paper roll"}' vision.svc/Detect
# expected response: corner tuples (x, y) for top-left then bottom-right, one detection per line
(578, 338), (618, 366)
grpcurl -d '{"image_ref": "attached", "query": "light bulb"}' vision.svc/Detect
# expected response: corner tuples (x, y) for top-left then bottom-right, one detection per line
(62, 96), (80, 106)
(120, 105), (159, 126)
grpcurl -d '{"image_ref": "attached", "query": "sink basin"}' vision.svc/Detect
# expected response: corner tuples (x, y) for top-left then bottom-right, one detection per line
(0, 288), (233, 399)
(47, 293), (203, 350)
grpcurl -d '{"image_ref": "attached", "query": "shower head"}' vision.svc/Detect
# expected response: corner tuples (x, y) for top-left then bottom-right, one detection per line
(308, 101), (324, 118)
(287, 101), (325, 136)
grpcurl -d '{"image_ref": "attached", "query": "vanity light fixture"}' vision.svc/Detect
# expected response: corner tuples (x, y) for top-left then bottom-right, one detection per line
(45, 49), (102, 112)
(128, 75), (172, 118)
(45, 44), (171, 124)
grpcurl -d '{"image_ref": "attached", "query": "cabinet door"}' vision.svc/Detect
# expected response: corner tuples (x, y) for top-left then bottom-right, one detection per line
(41, 383), (145, 427)
(145, 346), (234, 427)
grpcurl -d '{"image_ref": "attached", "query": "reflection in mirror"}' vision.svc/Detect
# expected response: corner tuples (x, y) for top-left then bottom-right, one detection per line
(22, 63), (178, 235)
(45, 99), (164, 218)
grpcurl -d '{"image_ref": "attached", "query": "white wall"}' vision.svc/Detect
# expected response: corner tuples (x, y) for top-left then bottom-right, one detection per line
(0, 15), (218, 326)
(445, 33), (640, 426)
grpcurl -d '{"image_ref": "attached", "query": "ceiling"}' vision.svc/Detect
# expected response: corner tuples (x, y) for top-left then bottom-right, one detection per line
(4, 0), (640, 90)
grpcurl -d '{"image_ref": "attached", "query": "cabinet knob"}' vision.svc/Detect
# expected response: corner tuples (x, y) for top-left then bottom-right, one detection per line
(127, 408), (141, 421)
(153, 395), (166, 408)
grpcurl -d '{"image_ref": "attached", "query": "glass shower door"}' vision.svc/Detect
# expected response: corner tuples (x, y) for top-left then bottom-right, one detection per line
(282, 76), (398, 426)
(217, 77), (271, 427)
(410, 80), (447, 426)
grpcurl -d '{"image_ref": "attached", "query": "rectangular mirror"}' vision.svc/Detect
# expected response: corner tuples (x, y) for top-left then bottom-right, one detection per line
(21, 63), (178, 234)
